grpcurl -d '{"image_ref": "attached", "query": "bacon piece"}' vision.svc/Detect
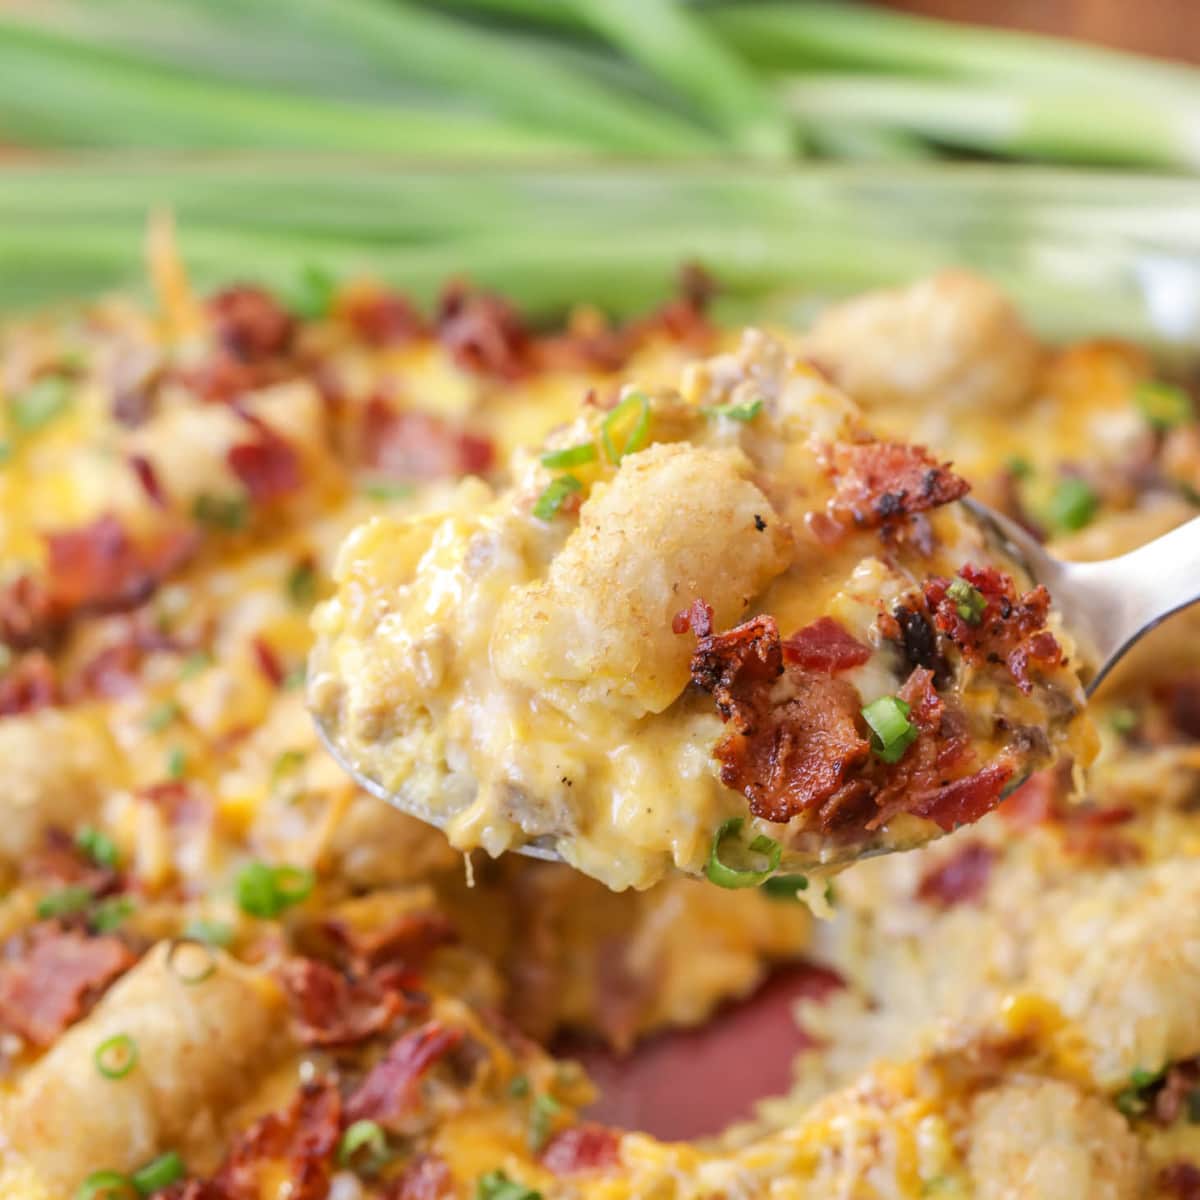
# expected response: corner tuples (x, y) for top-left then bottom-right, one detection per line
(277, 957), (406, 1047)
(1161, 1162), (1200, 1200)
(0, 651), (60, 716)
(671, 598), (713, 638)
(0, 926), (134, 1045)
(907, 762), (1013, 832)
(345, 1022), (464, 1127)
(897, 666), (943, 731)
(251, 636), (285, 687)
(1000, 765), (1065, 829)
(23, 828), (120, 897)
(319, 910), (457, 978)
(342, 289), (427, 347)
(214, 1079), (340, 1200)
(540, 1125), (621, 1176)
(691, 615), (870, 824)
(208, 286), (294, 361)
(923, 564), (1062, 694)
(128, 454), (168, 509)
(436, 282), (529, 379)
(384, 1153), (454, 1200)
(228, 430), (302, 505)
(1154, 1061), (1200, 1126)
(361, 398), (495, 481)
(825, 441), (969, 530)
(916, 842), (996, 907)
(782, 616), (871, 673)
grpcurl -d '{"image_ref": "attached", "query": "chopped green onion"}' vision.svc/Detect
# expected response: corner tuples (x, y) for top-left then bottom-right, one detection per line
(1006, 455), (1033, 479)
(178, 650), (212, 680)
(1135, 380), (1192, 431)
(946, 576), (987, 625)
(283, 663), (307, 690)
(533, 473), (583, 521)
(286, 559), (317, 608)
(182, 918), (234, 948)
(94, 1033), (138, 1080)
(236, 861), (315, 919)
(1109, 706), (1138, 735)
(271, 749), (307, 786)
(37, 884), (93, 920)
(705, 816), (782, 889)
(528, 1093), (562, 1151)
(862, 695), (918, 764)
(508, 1074), (531, 1098)
(166, 746), (187, 780)
(337, 1118), (390, 1170)
(600, 392), (650, 463)
(131, 1150), (185, 1196)
(1047, 477), (1097, 532)
(1115, 1065), (1165, 1118)
(540, 441), (597, 469)
(76, 825), (119, 869)
(144, 699), (179, 733)
(166, 937), (218, 984)
(703, 397), (763, 422)
(361, 479), (415, 501)
(476, 1170), (542, 1200)
(761, 873), (810, 900)
(75, 1170), (137, 1200)
(192, 492), (248, 531)
(92, 895), (137, 934)
(291, 263), (336, 319)
(11, 375), (72, 433)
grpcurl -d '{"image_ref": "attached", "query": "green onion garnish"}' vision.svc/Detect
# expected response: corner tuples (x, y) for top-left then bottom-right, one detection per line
(37, 884), (93, 920)
(192, 492), (249, 532)
(1005, 455), (1033, 479)
(862, 695), (919, 764)
(705, 816), (782, 889)
(75, 1170), (137, 1200)
(1109, 706), (1138, 735)
(235, 861), (315, 919)
(600, 392), (651, 463)
(337, 1118), (390, 1169)
(91, 896), (137, 934)
(946, 576), (986, 625)
(1115, 1065), (1165, 1118)
(286, 560), (317, 608)
(291, 263), (336, 320)
(144, 699), (179, 733)
(1135, 380), (1193, 431)
(532, 474), (583, 521)
(703, 397), (763, 422)
(131, 1150), (184, 1196)
(476, 1170), (542, 1200)
(182, 918), (234, 948)
(76, 825), (119, 869)
(528, 1093), (562, 1152)
(166, 746), (187, 780)
(540, 442), (597, 469)
(1047, 477), (1097, 533)
(11, 376), (72, 433)
(178, 650), (212, 680)
(271, 749), (307, 786)
(166, 938), (218, 985)
(94, 1033), (138, 1080)
(508, 1074), (530, 1098)
(283, 664), (307, 690)
(361, 480), (415, 501)
(761, 873), (810, 900)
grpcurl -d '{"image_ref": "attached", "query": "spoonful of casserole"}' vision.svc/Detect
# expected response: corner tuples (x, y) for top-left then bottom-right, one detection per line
(308, 329), (1103, 892)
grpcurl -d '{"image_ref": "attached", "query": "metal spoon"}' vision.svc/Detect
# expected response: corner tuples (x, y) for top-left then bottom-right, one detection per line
(315, 503), (1200, 866)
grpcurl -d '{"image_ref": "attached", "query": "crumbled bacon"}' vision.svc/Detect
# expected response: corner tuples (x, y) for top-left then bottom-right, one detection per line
(916, 842), (996, 907)
(319, 910), (457, 978)
(361, 398), (495, 481)
(277, 957), (407, 1047)
(1160, 1162), (1200, 1200)
(128, 454), (168, 509)
(345, 1022), (464, 1127)
(540, 1124), (621, 1175)
(227, 429), (302, 505)
(671, 598), (713, 638)
(436, 282), (530, 379)
(208, 286), (295, 362)
(23, 828), (120, 898)
(1154, 1061), (1200, 1125)
(252, 637), (285, 687)
(824, 441), (969, 531)
(0, 926), (134, 1045)
(384, 1153), (455, 1200)
(924, 564), (1062, 694)
(342, 289), (427, 347)
(907, 763), (1013, 832)
(0, 651), (60, 716)
(782, 617), (871, 674)
(212, 1079), (341, 1200)
(690, 615), (870, 824)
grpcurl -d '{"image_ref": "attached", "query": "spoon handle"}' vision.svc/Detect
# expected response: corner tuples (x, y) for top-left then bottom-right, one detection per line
(1061, 515), (1200, 694)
